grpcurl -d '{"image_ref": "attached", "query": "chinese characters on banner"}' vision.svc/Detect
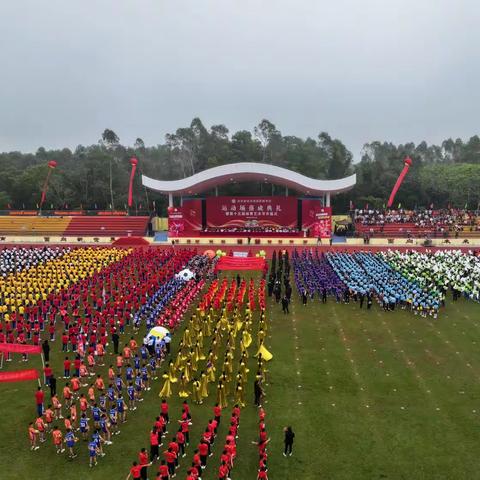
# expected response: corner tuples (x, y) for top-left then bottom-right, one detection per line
(206, 196), (298, 229)
(167, 207), (184, 237)
(301, 200), (332, 238)
(168, 199), (203, 237)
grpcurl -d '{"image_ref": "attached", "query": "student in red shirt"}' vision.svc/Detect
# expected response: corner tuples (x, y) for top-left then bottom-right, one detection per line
(168, 438), (179, 467)
(176, 429), (186, 458)
(35, 387), (44, 417)
(150, 427), (160, 462)
(63, 357), (71, 378)
(218, 461), (229, 480)
(163, 448), (176, 477)
(257, 466), (268, 480)
(160, 399), (169, 424)
(157, 460), (169, 480)
(192, 449), (202, 476)
(213, 403), (222, 424)
(126, 460), (152, 480)
(44, 364), (53, 387)
(198, 440), (209, 468)
(138, 448), (149, 480)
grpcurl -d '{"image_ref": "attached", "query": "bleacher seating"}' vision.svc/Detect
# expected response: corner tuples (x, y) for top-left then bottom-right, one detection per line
(0, 216), (72, 235)
(64, 216), (149, 236)
(355, 222), (480, 238)
(0, 215), (149, 237)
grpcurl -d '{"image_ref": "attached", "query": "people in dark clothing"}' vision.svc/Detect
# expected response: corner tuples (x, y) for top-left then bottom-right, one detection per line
(285, 284), (292, 301)
(112, 330), (120, 354)
(283, 426), (295, 456)
(49, 374), (57, 397)
(42, 339), (50, 362)
(301, 290), (307, 306)
(321, 288), (327, 304)
(236, 274), (241, 287)
(254, 380), (264, 406)
(281, 296), (290, 314)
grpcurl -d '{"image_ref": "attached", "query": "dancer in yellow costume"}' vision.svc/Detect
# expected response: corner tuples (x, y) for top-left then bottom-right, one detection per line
(192, 378), (203, 404)
(159, 372), (172, 398)
(199, 371), (209, 398)
(216, 381), (227, 408)
(168, 360), (178, 383)
(234, 383), (245, 407)
(178, 373), (190, 398)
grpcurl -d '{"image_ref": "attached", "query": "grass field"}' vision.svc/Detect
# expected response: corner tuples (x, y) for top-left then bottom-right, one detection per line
(1, 276), (480, 480)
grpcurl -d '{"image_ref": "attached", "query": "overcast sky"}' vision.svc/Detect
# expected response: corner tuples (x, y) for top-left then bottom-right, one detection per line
(0, 0), (479, 160)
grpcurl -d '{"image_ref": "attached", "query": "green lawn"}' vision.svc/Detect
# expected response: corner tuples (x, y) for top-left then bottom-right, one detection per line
(1, 280), (480, 479)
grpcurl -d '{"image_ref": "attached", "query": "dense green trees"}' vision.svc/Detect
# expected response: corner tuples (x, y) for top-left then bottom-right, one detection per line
(0, 119), (478, 214)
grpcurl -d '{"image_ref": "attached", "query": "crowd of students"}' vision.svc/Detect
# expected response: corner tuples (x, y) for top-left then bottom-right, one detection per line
(290, 248), (480, 316)
(20, 247), (212, 467)
(354, 208), (479, 227)
(0, 243), (280, 477)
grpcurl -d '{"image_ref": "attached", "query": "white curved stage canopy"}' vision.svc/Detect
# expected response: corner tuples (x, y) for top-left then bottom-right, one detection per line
(142, 162), (356, 197)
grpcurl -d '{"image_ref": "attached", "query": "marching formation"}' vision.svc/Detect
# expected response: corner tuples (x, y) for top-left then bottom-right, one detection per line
(292, 248), (480, 316)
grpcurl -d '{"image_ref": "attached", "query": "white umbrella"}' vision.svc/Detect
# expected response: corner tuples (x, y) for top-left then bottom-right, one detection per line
(175, 268), (195, 281)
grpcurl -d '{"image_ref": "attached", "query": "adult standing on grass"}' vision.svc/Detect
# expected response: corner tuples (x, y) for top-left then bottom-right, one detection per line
(49, 374), (57, 398)
(283, 426), (295, 456)
(254, 379), (264, 407)
(42, 339), (50, 362)
(281, 295), (290, 314)
(112, 329), (120, 355)
(35, 386), (44, 417)
(301, 289), (308, 306)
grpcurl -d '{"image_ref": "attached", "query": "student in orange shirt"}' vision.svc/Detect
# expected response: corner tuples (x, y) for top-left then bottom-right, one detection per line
(28, 422), (40, 451)
(64, 415), (73, 431)
(116, 354), (124, 373)
(87, 353), (96, 370)
(108, 365), (115, 382)
(95, 374), (105, 392)
(70, 402), (78, 427)
(44, 405), (54, 432)
(35, 416), (46, 443)
(79, 393), (88, 413)
(52, 425), (65, 454)
(79, 362), (89, 381)
(71, 376), (81, 398)
(96, 343), (105, 366)
(129, 337), (138, 352)
(88, 384), (96, 402)
(63, 383), (73, 408)
(123, 344), (132, 360)
(52, 394), (63, 419)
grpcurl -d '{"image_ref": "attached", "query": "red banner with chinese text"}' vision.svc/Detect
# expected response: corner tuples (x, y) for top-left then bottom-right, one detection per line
(302, 200), (332, 238)
(206, 197), (297, 229)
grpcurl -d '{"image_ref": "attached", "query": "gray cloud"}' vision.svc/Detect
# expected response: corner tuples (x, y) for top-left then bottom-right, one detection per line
(0, 0), (479, 159)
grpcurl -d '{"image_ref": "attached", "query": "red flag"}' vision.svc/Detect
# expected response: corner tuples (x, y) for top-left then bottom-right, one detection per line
(0, 369), (39, 383)
(128, 157), (138, 207)
(0, 343), (42, 354)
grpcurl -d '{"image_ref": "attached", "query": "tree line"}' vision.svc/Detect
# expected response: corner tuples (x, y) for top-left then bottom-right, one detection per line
(0, 118), (479, 214)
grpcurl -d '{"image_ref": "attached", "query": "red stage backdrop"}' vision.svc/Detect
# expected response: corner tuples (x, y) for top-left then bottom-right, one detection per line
(206, 196), (297, 229)
(168, 207), (185, 237)
(302, 200), (332, 237)
(168, 199), (203, 237)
